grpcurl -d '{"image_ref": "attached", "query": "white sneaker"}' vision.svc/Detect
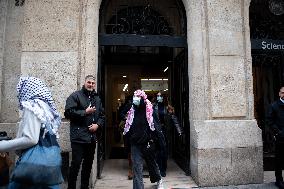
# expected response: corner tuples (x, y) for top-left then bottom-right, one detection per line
(157, 179), (164, 189)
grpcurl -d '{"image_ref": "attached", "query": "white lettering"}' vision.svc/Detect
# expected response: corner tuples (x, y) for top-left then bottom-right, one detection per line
(262, 41), (266, 50)
(260, 40), (284, 50)
(273, 44), (277, 49)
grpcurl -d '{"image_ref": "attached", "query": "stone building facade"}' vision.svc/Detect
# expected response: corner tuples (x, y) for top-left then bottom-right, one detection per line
(0, 0), (264, 187)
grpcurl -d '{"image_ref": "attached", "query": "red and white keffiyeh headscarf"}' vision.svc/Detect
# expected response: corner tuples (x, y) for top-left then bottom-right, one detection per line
(123, 89), (155, 135)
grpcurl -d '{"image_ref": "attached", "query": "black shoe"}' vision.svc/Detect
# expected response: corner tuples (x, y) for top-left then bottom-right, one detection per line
(161, 172), (166, 177)
(275, 181), (284, 189)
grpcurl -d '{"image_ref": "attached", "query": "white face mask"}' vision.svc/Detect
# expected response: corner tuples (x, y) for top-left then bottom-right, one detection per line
(133, 96), (141, 106)
(157, 96), (163, 103)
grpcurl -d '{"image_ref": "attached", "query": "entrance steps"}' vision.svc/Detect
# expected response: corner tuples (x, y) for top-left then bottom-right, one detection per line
(95, 159), (197, 189)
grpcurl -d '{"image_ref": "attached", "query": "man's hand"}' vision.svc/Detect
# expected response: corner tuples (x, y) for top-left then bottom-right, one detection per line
(86, 105), (96, 114)
(88, 124), (99, 133)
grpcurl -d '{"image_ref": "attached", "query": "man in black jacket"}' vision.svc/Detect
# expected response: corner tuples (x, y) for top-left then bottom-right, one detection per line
(64, 75), (104, 189)
(267, 86), (284, 189)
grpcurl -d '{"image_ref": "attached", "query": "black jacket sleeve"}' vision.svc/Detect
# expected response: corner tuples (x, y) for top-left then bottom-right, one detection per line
(267, 103), (280, 136)
(64, 93), (86, 119)
(96, 101), (105, 127)
(170, 114), (183, 135)
(153, 111), (166, 151)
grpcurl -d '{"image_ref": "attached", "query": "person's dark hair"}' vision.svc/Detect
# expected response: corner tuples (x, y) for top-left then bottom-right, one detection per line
(125, 95), (132, 102)
(85, 75), (95, 81)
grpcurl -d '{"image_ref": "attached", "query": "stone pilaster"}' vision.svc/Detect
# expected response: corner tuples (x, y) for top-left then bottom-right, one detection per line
(0, 0), (8, 118)
(0, 1), (24, 122)
(185, 0), (263, 186)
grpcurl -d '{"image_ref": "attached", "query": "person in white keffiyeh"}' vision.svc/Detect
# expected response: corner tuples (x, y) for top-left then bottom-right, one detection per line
(16, 76), (61, 135)
(0, 76), (62, 189)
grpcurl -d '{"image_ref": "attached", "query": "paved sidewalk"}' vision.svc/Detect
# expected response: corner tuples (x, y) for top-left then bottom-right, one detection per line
(194, 171), (281, 189)
(94, 159), (281, 189)
(60, 159), (282, 189)
(195, 183), (277, 189)
(95, 159), (197, 189)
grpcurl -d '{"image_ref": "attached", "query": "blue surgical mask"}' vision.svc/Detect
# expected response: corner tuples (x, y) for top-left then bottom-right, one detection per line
(157, 96), (163, 103)
(133, 96), (141, 106)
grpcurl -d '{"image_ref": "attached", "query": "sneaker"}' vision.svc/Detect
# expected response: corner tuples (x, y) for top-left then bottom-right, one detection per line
(156, 179), (164, 189)
(275, 181), (284, 189)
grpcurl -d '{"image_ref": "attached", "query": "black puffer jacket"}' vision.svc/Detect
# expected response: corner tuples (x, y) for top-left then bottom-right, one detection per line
(128, 101), (166, 151)
(267, 99), (284, 141)
(64, 87), (105, 143)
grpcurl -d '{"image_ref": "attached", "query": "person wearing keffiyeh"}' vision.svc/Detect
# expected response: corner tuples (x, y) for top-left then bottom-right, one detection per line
(123, 89), (166, 189)
(0, 76), (62, 189)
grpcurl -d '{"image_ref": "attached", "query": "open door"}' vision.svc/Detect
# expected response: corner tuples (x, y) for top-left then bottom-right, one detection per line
(252, 52), (284, 170)
(97, 47), (106, 179)
(170, 49), (190, 175)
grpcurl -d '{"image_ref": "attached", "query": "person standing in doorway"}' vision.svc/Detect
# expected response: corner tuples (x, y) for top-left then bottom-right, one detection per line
(267, 86), (284, 189)
(153, 92), (182, 177)
(64, 75), (105, 189)
(123, 89), (166, 189)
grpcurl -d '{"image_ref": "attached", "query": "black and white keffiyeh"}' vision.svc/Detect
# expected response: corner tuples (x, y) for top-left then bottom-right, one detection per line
(17, 77), (61, 135)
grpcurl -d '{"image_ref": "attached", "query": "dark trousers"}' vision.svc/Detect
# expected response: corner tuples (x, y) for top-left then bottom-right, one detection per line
(156, 129), (168, 176)
(275, 141), (284, 182)
(67, 142), (96, 189)
(156, 151), (167, 176)
(131, 144), (161, 189)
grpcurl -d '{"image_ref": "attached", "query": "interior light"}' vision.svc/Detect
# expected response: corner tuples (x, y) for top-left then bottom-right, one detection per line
(164, 67), (168, 72)
(123, 84), (128, 91)
(149, 79), (162, 81)
(123, 76), (127, 78)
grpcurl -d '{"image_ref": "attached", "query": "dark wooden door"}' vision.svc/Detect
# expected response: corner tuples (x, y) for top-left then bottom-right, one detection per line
(170, 49), (190, 175)
(252, 51), (284, 170)
(97, 47), (106, 179)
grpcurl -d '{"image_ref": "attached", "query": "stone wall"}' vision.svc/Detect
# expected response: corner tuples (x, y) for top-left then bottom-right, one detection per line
(0, 1), (24, 122)
(20, 0), (80, 115)
(0, 0), (7, 116)
(0, 0), (263, 187)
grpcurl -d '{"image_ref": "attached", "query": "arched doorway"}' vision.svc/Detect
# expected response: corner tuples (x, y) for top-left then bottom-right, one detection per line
(249, 0), (284, 170)
(97, 0), (189, 178)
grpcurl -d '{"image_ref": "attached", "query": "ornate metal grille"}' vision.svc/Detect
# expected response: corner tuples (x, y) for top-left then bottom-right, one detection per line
(250, 0), (284, 39)
(106, 6), (173, 35)
(15, 0), (25, 6)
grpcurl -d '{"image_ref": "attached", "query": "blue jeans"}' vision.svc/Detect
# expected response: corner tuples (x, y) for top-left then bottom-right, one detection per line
(131, 144), (161, 189)
(8, 182), (60, 189)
